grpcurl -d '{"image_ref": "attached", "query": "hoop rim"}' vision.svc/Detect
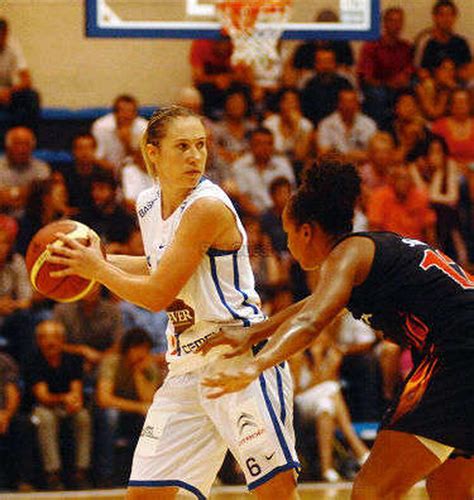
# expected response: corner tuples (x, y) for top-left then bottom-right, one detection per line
(216, 0), (292, 13)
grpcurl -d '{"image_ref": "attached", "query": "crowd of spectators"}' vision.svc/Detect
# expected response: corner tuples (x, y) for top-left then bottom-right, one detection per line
(0, 0), (473, 491)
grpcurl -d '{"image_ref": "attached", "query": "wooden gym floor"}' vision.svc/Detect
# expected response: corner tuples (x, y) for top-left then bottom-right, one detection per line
(0, 482), (430, 499)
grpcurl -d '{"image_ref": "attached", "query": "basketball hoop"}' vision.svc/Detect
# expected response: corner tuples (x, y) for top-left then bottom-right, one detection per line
(216, 0), (292, 85)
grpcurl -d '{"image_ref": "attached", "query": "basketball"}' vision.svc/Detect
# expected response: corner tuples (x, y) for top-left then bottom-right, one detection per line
(25, 219), (100, 303)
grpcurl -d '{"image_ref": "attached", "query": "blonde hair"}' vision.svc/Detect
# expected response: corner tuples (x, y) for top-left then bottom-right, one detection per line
(140, 105), (203, 179)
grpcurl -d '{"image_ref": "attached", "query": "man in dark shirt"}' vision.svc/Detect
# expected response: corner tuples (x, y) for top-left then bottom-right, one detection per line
(27, 320), (92, 490)
(420, 0), (471, 71)
(301, 48), (353, 126)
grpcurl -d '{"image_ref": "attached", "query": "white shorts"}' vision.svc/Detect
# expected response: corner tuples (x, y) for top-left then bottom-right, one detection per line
(294, 381), (340, 420)
(129, 357), (299, 498)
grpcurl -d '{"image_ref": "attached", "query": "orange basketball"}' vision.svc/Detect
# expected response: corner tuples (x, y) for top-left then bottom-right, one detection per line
(26, 220), (99, 303)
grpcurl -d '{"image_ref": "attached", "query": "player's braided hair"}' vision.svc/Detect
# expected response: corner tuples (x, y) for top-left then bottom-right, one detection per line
(288, 154), (361, 236)
(141, 105), (203, 178)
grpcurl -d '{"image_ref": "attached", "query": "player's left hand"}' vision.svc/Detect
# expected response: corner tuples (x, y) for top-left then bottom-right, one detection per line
(47, 231), (106, 281)
(201, 361), (260, 399)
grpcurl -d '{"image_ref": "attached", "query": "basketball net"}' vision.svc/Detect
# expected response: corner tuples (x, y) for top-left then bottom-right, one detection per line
(216, 0), (292, 86)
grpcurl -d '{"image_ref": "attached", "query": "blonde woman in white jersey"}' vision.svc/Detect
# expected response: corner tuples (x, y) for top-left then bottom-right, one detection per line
(47, 106), (300, 500)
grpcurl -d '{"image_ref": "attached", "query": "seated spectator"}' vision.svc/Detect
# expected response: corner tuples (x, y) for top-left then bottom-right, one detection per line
(0, 126), (50, 217)
(318, 88), (377, 164)
(57, 133), (109, 215)
(0, 18), (40, 131)
(175, 86), (204, 115)
(0, 215), (34, 366)
(91, 94), (147, 174)
(419, 0), (471, 73)
(263, 87), (313, 175)
(260, 176), (292, 255)
(412, 136), (467, 264)
(458, 163), (474, 264)
(244, 216), (285, 313)
(289, 9), (354, 89)
(79, 168), (135, 245)
(301, 48), (353, 126)
(385, 92), (434, 163)
(210, 87), (254, 165)
(0, 351), (36, 492)
(358, 7), (414, 127)
(95, 328), (161, 487)
(416, 57), (458, 121)
(290, 332), (370, 482)
(432, 88), (474, 167)
(190, 38), (251, 119)
(230, 127), (295, 216)
(53, 285), (124, 383)
(27, 320), (92, 491)
(367, 164), (436, 243)
(121, 153), (153, 207)
(15, 177), (72, 256)
(358, 132), (396, 203)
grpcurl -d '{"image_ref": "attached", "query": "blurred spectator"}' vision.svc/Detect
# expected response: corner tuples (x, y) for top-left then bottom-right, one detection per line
(91, 94), (147, 174)
(121, 153), (153, 207)
(53, 285), (124, 383)
(288, 9), (354, 89)
(263, 87), (313, 174)
(211, 87), (254, 165)
(385, 92), (435, 163)
(335, 313), (384, 420)
(419, 0), (472, 72)
(27, 320), (92, 491)
(175, 86), (204, 115)
(358, 132), (396, 203)
(57, 133), (108, 215)
(190, 38), (250, 119)
(0, 18), (40, 131)
(318, 88), (377, 163)
(260, 176), (292, 255)
(244, 216), (285, 312)
(0, 351), (36, 492)
(416, 57), (458, 121)
(231, 127), (295, 216)
(95, 328), (161, 487)
(301, 48), (353, 126)
(290, 332), (370, 482)
(432, 88), (474, 167)
(412, 136), (467, 264)
(0, 126), (50, 216)
(358, 7), (414, 126)
(0, 215), (34, 366)
(15, 177), (72, 256)
(367, 164), (436, 243)
(79, 168), (135, 245)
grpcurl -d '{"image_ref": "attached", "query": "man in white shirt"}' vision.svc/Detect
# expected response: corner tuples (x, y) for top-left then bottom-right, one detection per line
(318, 88), (378, 163)
(231, 127), (295, 216)
(91, 95), (148, 175)
(0, 18), (40, 130)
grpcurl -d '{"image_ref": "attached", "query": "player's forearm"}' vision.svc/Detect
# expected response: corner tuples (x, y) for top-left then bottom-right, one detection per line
(255, 311), (322, 373)
(107, 254), (149, 275)
(248, 296), (311, 344)
(95, 261), (170, 311)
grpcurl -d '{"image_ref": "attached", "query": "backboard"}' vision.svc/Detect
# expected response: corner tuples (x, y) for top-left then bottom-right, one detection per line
(85, 0), (380, 40)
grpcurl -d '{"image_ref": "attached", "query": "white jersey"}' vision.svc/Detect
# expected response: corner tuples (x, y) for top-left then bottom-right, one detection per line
(136, 177), (265, 375)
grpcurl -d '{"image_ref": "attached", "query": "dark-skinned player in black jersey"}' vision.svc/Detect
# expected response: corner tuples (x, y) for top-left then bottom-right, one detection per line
(200, 156), (474, 499)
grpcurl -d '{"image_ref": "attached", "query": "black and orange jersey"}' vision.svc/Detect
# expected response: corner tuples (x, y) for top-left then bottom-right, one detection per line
(337, 232), (474, 354)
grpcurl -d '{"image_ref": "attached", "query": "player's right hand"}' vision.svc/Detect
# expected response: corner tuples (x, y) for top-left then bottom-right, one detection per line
(198, 326), (251, 358)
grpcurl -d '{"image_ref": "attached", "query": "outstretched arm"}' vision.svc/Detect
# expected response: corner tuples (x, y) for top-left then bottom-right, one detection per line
(202, 237), (375, 397)
(47, 198), (239, 312)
